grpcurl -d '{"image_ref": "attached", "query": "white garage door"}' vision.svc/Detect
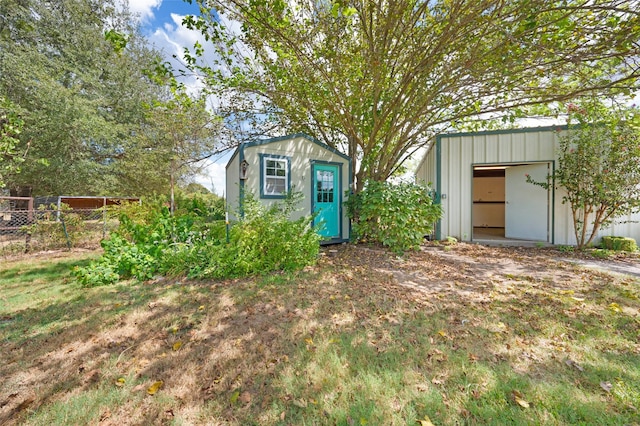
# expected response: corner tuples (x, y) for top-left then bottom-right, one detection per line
(505, 163), (550, 241)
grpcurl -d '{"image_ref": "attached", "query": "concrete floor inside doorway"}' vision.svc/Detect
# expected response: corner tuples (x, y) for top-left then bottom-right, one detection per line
(472, 227), (550, 247)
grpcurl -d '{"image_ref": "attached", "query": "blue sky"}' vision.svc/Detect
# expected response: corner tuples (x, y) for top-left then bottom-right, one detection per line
(147, 0), (200, 27)
(125, 0), (228, 195)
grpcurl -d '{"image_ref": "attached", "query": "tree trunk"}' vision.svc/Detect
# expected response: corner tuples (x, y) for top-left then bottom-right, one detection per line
(348, 135), (358, 191)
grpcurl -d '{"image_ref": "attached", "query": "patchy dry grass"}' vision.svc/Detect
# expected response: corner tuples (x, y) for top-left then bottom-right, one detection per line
(1, 244), (639, 425)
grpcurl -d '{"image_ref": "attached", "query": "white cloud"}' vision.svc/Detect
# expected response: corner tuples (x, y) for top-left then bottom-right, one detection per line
(193, 157), (229, 197)
(124, 0), (162, 23)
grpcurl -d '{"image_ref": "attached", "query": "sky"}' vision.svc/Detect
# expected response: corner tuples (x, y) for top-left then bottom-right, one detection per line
(126, 0), (229, 196)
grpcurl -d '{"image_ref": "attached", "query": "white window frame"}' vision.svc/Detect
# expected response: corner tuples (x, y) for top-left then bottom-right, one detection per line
(260, 154), (290, 198)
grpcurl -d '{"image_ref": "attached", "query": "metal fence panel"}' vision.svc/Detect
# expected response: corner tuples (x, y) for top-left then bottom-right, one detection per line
(0, 204), (119, 257)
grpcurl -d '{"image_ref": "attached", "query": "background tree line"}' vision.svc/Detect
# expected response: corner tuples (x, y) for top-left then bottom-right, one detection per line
(0, 0), (224, 200)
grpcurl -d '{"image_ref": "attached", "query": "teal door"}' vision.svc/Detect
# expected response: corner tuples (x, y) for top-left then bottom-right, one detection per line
(313, 164), (340, 239)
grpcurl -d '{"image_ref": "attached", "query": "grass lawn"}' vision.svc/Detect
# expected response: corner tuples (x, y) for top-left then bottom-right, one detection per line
(1, 244), (639, 425)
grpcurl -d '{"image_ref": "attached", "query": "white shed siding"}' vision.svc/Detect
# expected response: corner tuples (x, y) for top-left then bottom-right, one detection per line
(415, 142), (437, 186)
(243, 136), (349, 216)
(226, 134), (351, 240)
(416, 126), (640, 246)
(554, 192), (640, 246)
(440, 130), (558, 242)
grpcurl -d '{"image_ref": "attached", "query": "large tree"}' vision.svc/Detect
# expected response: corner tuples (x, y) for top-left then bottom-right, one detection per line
(0, 0), (165, 196)
(184, 0), (640, 190)
(0, 97), (27, 189)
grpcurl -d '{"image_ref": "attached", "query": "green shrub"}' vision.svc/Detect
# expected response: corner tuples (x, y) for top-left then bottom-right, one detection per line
(74, 207), (203, 286)
(195, 193), (320, 279)
(74, 263), (120, 287)
(174, 190), (225, 221)
(74, 192), (320, 286)
(600, 236), (637, 252)
(346, 180), (442, 254)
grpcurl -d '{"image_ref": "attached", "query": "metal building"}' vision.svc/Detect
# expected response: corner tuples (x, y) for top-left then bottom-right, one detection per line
(416, 126), (640, 245)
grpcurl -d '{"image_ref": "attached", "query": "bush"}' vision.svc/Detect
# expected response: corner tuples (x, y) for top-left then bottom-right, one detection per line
(74, 192), (320, 286)
(194, 193), (320, 279)
(346, 180), (442, 254)
(174, 190), (225, 221)
(600, 236), (637, 252)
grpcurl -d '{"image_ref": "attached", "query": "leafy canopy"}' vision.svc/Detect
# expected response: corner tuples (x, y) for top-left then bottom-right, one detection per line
(0, 0), (229, 199)
(184, 0), (640, 190)
(0, 97), (27, 188)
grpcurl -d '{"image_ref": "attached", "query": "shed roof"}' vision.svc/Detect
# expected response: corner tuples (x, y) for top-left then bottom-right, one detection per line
(226, 133), (350, 169)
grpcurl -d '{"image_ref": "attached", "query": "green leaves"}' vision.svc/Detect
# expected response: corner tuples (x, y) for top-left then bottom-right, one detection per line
(0, 0), (168, 196)
(0, 97), (26, 188)
(74, 192), (320, 286)
(529, 100), (640, 248)
(186, 0), (640, 190)
(346, 180), (442, 254)
(104, 29), (128, 53)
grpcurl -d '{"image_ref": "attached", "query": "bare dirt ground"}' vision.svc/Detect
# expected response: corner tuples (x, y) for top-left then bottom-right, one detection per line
(344, 242), (640, 304)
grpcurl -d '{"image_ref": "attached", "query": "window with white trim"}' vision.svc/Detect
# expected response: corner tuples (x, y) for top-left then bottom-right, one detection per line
(262, 156), (289, 196)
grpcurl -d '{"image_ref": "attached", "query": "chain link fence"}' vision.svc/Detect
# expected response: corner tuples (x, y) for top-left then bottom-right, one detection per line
(1, 197), (120, 257)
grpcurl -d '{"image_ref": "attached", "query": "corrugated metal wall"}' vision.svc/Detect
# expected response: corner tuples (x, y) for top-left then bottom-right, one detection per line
(416, 127), (640, 245)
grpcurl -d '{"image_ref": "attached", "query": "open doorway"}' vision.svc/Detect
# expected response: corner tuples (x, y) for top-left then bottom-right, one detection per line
(472, 163), (550, 242)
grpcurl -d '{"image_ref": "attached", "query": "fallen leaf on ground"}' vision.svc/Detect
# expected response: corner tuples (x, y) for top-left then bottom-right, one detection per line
(565, 359), (585, 372)
(147, 380), (163, 395)
(239, 391), (252, 404)
(293, 398), (308, 408)
(600, 381), (613, 392)
(608, 303), (622, 313)
(417, 415), (435, 426)
(512, 390), (530, 408)
(172, 341), (183, 351)
(491, 322), (507, 333)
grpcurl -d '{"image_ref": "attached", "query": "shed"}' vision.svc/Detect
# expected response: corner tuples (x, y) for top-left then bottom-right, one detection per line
(226, 133), (351, 243)
(415, 126), (640, 245)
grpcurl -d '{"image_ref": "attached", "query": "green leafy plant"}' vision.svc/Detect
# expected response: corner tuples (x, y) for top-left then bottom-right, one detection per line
(346, 180), (442, 254)
(196, 193), (321, 279)
(0, 97), (26, 188)
(74, 192), (320, 286)
(73, 263), (120, 287)
(600, 236), (637, 252)
(528, 101), (640, 249)
(23, 203), (85, 250)
(557, 245), (574, 253)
